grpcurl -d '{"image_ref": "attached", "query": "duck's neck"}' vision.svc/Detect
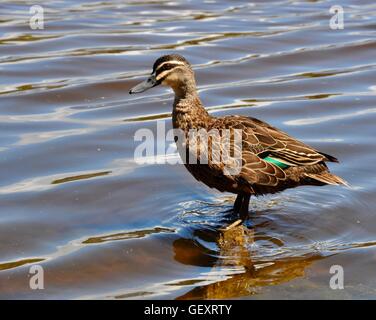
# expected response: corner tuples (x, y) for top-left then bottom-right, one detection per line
(172, 84), (211, 131)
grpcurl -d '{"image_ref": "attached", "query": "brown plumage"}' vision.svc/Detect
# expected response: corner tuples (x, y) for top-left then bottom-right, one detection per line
(129, 54), (347, 219)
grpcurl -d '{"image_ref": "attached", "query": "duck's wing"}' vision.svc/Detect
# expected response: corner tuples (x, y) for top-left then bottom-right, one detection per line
(208, 116), (288, 187)
(215, 115), (337, 167)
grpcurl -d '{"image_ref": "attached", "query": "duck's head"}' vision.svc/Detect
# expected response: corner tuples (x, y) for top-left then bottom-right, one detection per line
(129, 54), (196, 95)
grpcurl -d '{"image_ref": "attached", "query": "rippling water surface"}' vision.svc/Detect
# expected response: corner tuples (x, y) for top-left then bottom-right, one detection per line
(0, 0), (376, 299)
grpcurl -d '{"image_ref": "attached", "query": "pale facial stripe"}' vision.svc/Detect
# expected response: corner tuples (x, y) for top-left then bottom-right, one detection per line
(156, 60), (186, 71)
(155, 65), (183, 81)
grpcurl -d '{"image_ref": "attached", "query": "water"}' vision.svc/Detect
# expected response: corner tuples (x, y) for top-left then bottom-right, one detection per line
(0, 0), (375, 299)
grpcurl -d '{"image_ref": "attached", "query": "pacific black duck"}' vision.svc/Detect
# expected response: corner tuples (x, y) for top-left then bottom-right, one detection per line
(129, 54), (347, 222)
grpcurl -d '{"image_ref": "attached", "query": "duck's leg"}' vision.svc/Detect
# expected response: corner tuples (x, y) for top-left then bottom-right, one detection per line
(221, 194), (250, 231)
(233, 194), (243, 213)
(239, 194), (250, 220)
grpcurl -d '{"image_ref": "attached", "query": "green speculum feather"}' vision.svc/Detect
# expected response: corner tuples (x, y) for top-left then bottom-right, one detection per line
(263, 156), (289, 169)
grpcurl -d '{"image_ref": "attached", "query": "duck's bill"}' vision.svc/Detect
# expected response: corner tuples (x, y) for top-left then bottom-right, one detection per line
(129, 74), (158, 94)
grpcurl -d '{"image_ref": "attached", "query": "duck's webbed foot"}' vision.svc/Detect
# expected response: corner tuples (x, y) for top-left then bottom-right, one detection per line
(220, 218), (243, 231)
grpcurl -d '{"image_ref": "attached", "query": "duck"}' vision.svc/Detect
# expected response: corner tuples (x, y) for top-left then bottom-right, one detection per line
(129, 54), (347, 224)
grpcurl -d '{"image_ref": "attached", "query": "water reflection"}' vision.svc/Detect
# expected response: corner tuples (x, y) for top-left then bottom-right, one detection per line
(173, 215), (322, 299)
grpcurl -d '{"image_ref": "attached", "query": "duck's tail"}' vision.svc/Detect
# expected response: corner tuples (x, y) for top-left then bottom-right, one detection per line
(304, 172), (349, 187)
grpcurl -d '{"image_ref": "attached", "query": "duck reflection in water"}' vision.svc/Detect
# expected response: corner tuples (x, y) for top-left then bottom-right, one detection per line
(172, 215), (322, 299)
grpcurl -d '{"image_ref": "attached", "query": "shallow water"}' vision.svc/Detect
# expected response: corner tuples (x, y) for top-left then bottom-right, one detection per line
(0, 0), (376, 299)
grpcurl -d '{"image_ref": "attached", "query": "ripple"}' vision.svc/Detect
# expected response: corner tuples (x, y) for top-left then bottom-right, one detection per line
(0, 226), (175, 272)
(0, 258), (45, 272)
(51, 171), (112, 185)
(82, 226), (175, 244)
(285, 107), (376, 126)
